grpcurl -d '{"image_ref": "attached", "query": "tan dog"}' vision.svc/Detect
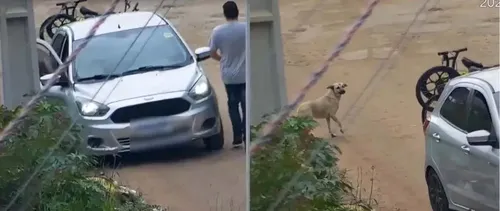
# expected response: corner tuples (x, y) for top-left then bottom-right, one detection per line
(296, 82), (347, 138)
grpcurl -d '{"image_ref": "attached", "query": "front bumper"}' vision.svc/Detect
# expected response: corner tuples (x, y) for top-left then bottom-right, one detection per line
(78, 91), (220, 156)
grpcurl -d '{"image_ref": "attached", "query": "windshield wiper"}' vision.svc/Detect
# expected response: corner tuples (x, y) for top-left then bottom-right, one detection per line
(76, 64), (186, 82)
(122, 64), (186, 76)
(77, 74), (121, 82)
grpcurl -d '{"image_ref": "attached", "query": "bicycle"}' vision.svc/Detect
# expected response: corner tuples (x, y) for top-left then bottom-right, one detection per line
(416, 48), (499, 123)
(39, 0), (140, 40)
(414, 48), (466, 108)
(39, 0), (90, 40)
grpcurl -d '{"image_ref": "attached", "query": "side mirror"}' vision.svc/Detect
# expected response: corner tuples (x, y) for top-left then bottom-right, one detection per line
(40, 73), (56, 86)
(39, 73), (66, 98)
(40, 73), (69, 87)
(466, 130), (492, 146)
(194, 47), (210, 62)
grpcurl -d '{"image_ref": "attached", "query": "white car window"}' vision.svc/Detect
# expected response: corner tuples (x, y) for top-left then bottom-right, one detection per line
(440, 87), (470, 131)
(51, 34), (65, 57)
(494, 92), (499, 113)
(37, 42), (60, 76)
(467, 91), (494, 135)
(72, 25), (192, 81)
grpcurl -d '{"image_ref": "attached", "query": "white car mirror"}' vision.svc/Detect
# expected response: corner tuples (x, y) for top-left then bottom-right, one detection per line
(195, 47), (210, 62)
(466, 130), (491, 145)
(40, 73), (58, 86)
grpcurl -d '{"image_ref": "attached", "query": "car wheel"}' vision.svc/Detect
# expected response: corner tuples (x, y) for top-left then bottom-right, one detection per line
(203, 120), (224, 150)
(426, 168), (450, 211)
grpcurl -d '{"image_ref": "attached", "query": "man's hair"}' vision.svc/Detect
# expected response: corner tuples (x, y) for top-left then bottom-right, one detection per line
(223, 1), (239, 20)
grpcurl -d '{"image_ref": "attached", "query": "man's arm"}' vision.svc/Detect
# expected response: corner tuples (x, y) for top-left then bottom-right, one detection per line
(210, 50), (221, 61)
(208, 29), (221, 61)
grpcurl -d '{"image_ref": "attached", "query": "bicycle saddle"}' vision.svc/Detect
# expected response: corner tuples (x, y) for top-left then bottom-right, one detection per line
(461, 57), (483, 68)
(80, 6), (100, 16)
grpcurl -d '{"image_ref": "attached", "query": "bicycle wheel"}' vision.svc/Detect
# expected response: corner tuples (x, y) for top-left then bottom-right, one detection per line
(45, 14), (77, 38)
(39, 15), (58, 40)
(415, 66), (459, 107)
(421, 95), (439, 124)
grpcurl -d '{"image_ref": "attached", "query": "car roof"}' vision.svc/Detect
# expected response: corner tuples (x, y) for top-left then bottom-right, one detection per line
(65, 11), (167, 40)
(464, 67), (500, 92)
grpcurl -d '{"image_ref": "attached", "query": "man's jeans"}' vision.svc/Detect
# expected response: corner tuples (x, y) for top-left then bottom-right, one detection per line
(224, 83), (246, 144)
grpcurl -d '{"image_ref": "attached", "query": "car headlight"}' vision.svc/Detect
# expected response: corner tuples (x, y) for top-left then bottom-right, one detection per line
(188, 76), (211, 101)
(76, 99), (110, 117)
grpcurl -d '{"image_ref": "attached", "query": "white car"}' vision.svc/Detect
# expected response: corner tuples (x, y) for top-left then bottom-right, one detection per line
(424, 67), (499, 211)
(36, 11), (224, 156)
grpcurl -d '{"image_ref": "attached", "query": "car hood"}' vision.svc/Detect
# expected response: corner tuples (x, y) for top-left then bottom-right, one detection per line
(73, 63), (199, 104)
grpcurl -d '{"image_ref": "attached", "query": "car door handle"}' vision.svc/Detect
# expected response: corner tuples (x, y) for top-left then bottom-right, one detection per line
(460, 145), (470, 154)
(432, 133), (440, 142)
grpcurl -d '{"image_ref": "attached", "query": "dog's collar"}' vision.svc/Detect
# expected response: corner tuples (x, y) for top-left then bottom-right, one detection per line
(326, 94), (341, 100)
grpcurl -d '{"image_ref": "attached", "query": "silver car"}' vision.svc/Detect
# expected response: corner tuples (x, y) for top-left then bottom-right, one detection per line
(37, 11), (224, 155)
(424, 67), (499, 211)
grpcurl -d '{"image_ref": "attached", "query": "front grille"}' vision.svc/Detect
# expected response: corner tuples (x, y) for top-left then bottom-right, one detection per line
(110, 98), (191, 123)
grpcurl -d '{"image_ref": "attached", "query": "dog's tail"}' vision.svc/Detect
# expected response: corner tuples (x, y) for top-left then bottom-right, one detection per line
(295, 103), (304, 116)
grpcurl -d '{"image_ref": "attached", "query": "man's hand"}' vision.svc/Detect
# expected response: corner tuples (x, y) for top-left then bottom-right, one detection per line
(210, 51), (221, 61)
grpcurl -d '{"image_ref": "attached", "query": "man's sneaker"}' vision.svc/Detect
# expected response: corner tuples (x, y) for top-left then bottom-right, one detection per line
(232, 139), (244, 148)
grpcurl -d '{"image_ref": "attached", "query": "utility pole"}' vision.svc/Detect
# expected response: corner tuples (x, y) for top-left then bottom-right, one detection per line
(0, 0), (39, 108)
(248, 0), (287, 125)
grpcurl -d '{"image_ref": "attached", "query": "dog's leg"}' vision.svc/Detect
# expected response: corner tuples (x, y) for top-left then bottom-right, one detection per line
(330, 115), (344, 134)
(326, 117), (336, 138)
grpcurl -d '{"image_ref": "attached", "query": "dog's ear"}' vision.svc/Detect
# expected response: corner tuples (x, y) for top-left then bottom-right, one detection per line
(326, 85), (335, 90)
(342, 83), (348, 88)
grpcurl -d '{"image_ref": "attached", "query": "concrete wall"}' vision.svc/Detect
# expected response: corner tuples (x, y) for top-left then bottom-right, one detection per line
(248, 0), (287, 125)
(0, 0), (39, 108)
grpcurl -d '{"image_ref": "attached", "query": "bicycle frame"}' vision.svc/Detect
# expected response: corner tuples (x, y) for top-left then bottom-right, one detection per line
(58, 4), (79, 17)
(56, 0), (138, 18)
(439, 52), (460, 69)
(124, 0), (139, 12)
(124, 0), (131, 12)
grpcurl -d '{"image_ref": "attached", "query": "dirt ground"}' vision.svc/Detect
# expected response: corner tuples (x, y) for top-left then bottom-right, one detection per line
(278, 0), (498, 210)
(32, 0), (499, 210)
(33, 0), (246, 210)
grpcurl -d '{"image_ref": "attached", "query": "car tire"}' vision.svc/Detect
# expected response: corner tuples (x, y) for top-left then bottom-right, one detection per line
(203, 120), (224, 150)
(426, 168), (450, 211)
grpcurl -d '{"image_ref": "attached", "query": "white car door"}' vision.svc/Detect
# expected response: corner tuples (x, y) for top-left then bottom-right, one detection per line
(463, 86), (499, 211)
(36, 38), (63, 85)
(430, 84), (476, 208)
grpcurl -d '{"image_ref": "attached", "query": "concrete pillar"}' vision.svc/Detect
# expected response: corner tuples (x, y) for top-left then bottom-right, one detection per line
(0, 0), (39, 108)
(248, 0), (287, 125)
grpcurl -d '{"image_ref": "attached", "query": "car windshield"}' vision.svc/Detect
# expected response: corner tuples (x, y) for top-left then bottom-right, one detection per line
(72, 25), (193, 82)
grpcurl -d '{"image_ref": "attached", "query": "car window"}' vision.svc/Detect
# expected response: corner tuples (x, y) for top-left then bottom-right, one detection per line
(37, 43), (59, 76)
(467, 91), (493, 133)
(494, 92), (499, 115)
(71, 25), (193, 81)
(61, 35), (69, 61)
(51, 34), (65, 56)
(37, 44), (59, 76)
(440, 87), (470, 130)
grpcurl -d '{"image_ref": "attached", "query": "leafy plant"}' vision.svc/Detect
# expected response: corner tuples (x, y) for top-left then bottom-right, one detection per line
(0, 99), (165, 210)
(250, 114), (371, 211)
(0, 99), (84, 209)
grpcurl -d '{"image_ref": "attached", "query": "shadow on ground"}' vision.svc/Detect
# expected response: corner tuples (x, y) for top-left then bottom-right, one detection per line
(98, 142), (243, 168)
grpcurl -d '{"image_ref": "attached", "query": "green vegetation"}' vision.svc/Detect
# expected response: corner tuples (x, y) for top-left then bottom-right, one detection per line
(0, 100), (164, 211)
(250, 115), (374, 211)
